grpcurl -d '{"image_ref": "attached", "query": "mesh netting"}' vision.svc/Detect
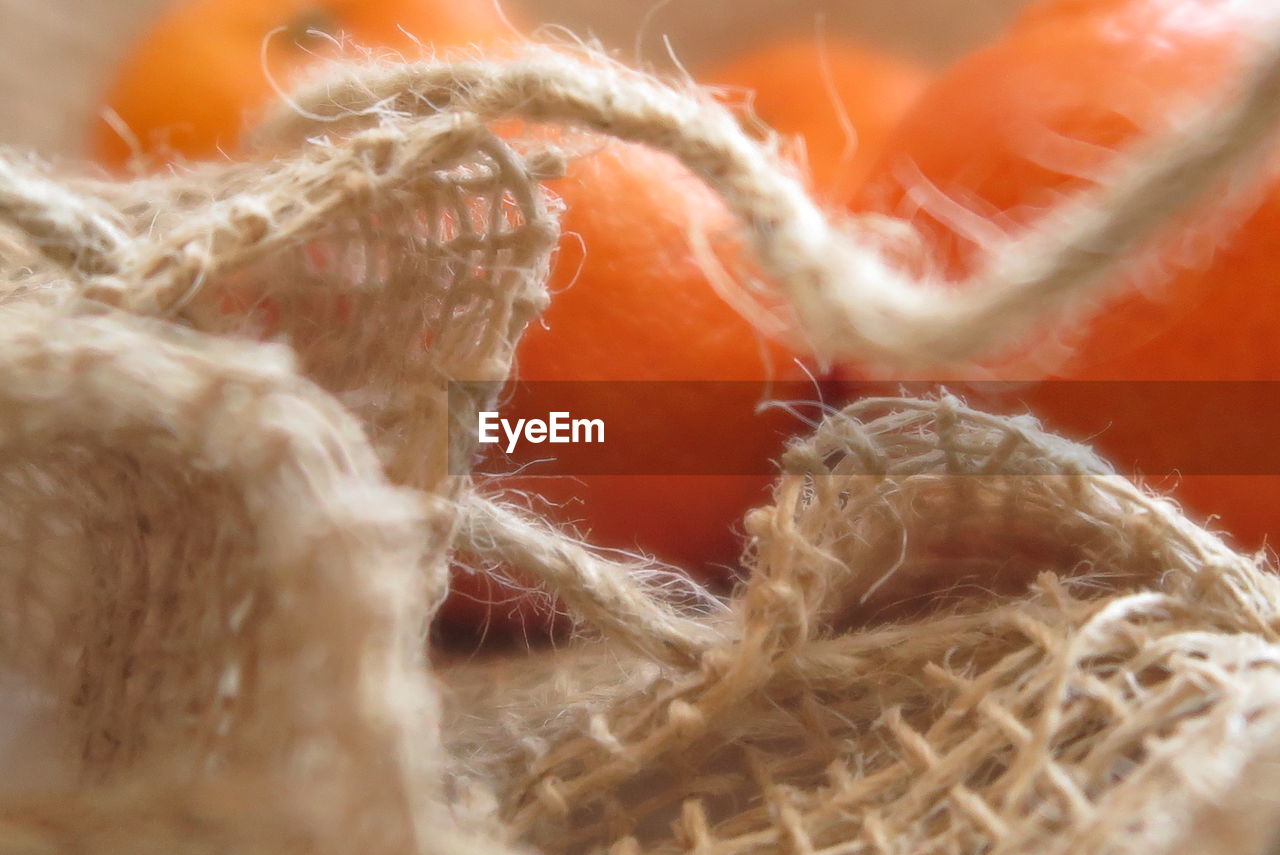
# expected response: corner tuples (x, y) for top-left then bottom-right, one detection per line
(444, 397), (1280, 855)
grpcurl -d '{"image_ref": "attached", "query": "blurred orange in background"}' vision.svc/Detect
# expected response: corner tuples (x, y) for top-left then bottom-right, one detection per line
(704, 37), (929, 206)
(90, 0), (515, 168)
(852, 0), (1280, 550)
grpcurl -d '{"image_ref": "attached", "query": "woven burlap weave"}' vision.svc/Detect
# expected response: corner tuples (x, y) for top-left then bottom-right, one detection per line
(1, 41), (1280, 855)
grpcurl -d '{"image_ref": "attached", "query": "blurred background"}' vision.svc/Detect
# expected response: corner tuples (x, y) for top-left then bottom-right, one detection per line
(0, 0), (1031, 158)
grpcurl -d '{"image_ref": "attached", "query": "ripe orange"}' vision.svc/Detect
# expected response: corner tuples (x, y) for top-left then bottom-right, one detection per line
(90, 0), (513, 168)
(703, 37), (929, 207)
(444, 40), (933, 634)
(851, 0), (1280, 549)
(439, 139), (812, 636)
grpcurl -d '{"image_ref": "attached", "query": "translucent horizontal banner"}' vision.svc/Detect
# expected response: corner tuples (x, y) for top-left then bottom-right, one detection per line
(447, 381), (1280, 476)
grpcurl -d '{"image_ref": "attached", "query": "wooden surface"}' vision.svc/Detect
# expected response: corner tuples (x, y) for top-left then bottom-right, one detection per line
(0, 0), (1031, 160)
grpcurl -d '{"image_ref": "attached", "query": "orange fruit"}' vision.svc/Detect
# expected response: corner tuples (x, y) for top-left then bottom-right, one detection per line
(850, 0), (1280, 549)
(90, 0), (512, 168)
(439, 139), (812, 637)
(703, 37), (929, 206)
(445, 40), (935, 635)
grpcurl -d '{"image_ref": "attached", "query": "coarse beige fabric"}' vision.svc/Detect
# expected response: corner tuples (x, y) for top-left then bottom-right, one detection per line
(0, 41), (1279, 855)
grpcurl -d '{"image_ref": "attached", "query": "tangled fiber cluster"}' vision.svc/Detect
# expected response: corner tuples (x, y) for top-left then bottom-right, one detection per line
(1, 42), (1280, 855)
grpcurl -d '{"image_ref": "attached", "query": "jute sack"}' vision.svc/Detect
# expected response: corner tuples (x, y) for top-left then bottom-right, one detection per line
(0, 41), (1279, 855)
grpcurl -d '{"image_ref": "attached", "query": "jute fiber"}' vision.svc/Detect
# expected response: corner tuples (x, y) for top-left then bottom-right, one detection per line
(0, 40), (1280, 855)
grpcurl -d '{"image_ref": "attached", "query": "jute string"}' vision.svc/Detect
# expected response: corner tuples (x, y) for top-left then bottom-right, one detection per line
(252, 40), (1280, 368)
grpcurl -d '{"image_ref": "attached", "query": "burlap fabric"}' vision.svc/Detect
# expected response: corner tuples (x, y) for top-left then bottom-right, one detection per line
(0, 43), (1279, 855)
